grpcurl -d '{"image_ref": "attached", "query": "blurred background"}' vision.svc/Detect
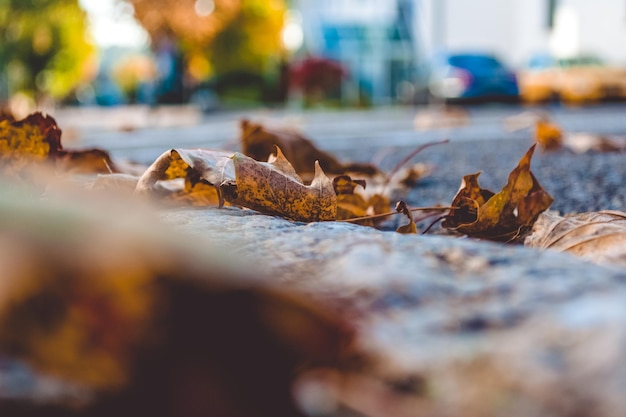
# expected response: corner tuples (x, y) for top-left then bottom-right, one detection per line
(3, 0), (626, 114)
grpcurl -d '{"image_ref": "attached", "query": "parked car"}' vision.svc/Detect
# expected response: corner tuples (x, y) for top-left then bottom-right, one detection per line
(518, 54), (626, 104)
(428, 52), (519, 103)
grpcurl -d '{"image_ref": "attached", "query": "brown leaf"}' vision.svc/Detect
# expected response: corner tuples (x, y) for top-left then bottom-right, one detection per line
(135, 148), (235, 206)
(57, 148), (117, 174)
(221, 148), (337, 222)
(334, 175), (368, 220)
(395, 201), (417, 234)
(333, 175), (391, 225)
(240, 119), (379, 178)
(443, 145), (554, 241)
(525, 210), (626, 267)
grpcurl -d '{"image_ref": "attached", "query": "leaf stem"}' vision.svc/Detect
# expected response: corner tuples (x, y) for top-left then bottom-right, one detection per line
(386, 139), (450, 183)
(337, 206), (456, 223)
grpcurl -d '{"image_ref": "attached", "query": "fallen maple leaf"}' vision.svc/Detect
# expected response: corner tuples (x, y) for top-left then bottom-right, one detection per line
(135, 148), (235, 206)
(443, 145), (554, 241)
(221, 148), (337, 222)
(240, 119), (379, 179)
(525, 210), (626, 267)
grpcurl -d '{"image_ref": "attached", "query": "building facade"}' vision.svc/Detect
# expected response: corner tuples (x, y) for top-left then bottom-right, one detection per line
(293, 0), (626, 104)
(294, 0), (420, 105)
(419, 0), (626, 66)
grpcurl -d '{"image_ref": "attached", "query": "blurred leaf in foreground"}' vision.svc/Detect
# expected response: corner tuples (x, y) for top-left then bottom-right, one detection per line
(0, 186), (352, 416)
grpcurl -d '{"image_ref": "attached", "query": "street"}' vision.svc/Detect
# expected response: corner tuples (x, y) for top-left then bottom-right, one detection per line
(57, 103), (626, 164)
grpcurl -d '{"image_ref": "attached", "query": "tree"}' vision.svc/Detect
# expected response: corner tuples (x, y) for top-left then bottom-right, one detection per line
(0, 0), (95, 101)
(127, 0), (286, 80)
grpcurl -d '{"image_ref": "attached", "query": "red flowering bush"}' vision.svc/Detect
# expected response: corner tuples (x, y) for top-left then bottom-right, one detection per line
(290, 57), (346, 104)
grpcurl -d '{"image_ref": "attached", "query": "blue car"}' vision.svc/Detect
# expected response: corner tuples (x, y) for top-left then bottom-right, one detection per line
(428, 52), (519, 103)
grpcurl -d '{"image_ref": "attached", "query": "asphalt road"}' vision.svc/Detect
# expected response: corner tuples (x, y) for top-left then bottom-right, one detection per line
(60, 103), (626, 162)
(58, 103), (626, 215)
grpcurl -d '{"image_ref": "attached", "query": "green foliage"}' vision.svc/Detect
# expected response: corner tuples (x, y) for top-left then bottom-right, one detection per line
(0, 0), (95, 100)
(205, 0), (285, 76)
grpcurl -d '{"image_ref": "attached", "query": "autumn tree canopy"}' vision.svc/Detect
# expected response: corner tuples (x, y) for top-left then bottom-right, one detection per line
(0, 0), (95, 100)
(126, 0), (286, 79)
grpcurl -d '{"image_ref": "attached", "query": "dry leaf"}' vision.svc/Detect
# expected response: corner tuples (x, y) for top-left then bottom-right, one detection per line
(221, 148), (337, 222)
(57, 148), (118, 174)
(563, 132), (626, 154)
(523, 113), (626, 154)
(535, 118), (563, 150)
(333, 175), (392, 226)
(390, 163), (433, 189)
(0, 112), (128, 178)
(443, 145), (554, 241)
(334, 175), (368, 222)
(525, 210), (626, 267)
(413, 106), (469, 130)
(395, 201), (417, 234)
(0, 112), (63, 173)
(240, 119), (379, 179)
(135, 148), (235, 206)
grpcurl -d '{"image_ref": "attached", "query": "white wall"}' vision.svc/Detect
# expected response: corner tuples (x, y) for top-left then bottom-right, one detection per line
(418, 0), (517, 65)
(513, 0), (552, 65)
(418, 0), (626, 68)
(561, 0), (626, 64)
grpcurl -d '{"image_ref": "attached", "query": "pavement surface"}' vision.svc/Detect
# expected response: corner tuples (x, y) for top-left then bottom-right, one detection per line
(55, 103), (626, 215)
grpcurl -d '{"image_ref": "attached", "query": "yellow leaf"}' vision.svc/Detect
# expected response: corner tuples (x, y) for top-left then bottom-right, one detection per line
(0, 112), (63, 173)
(535, 118), (563, 151)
